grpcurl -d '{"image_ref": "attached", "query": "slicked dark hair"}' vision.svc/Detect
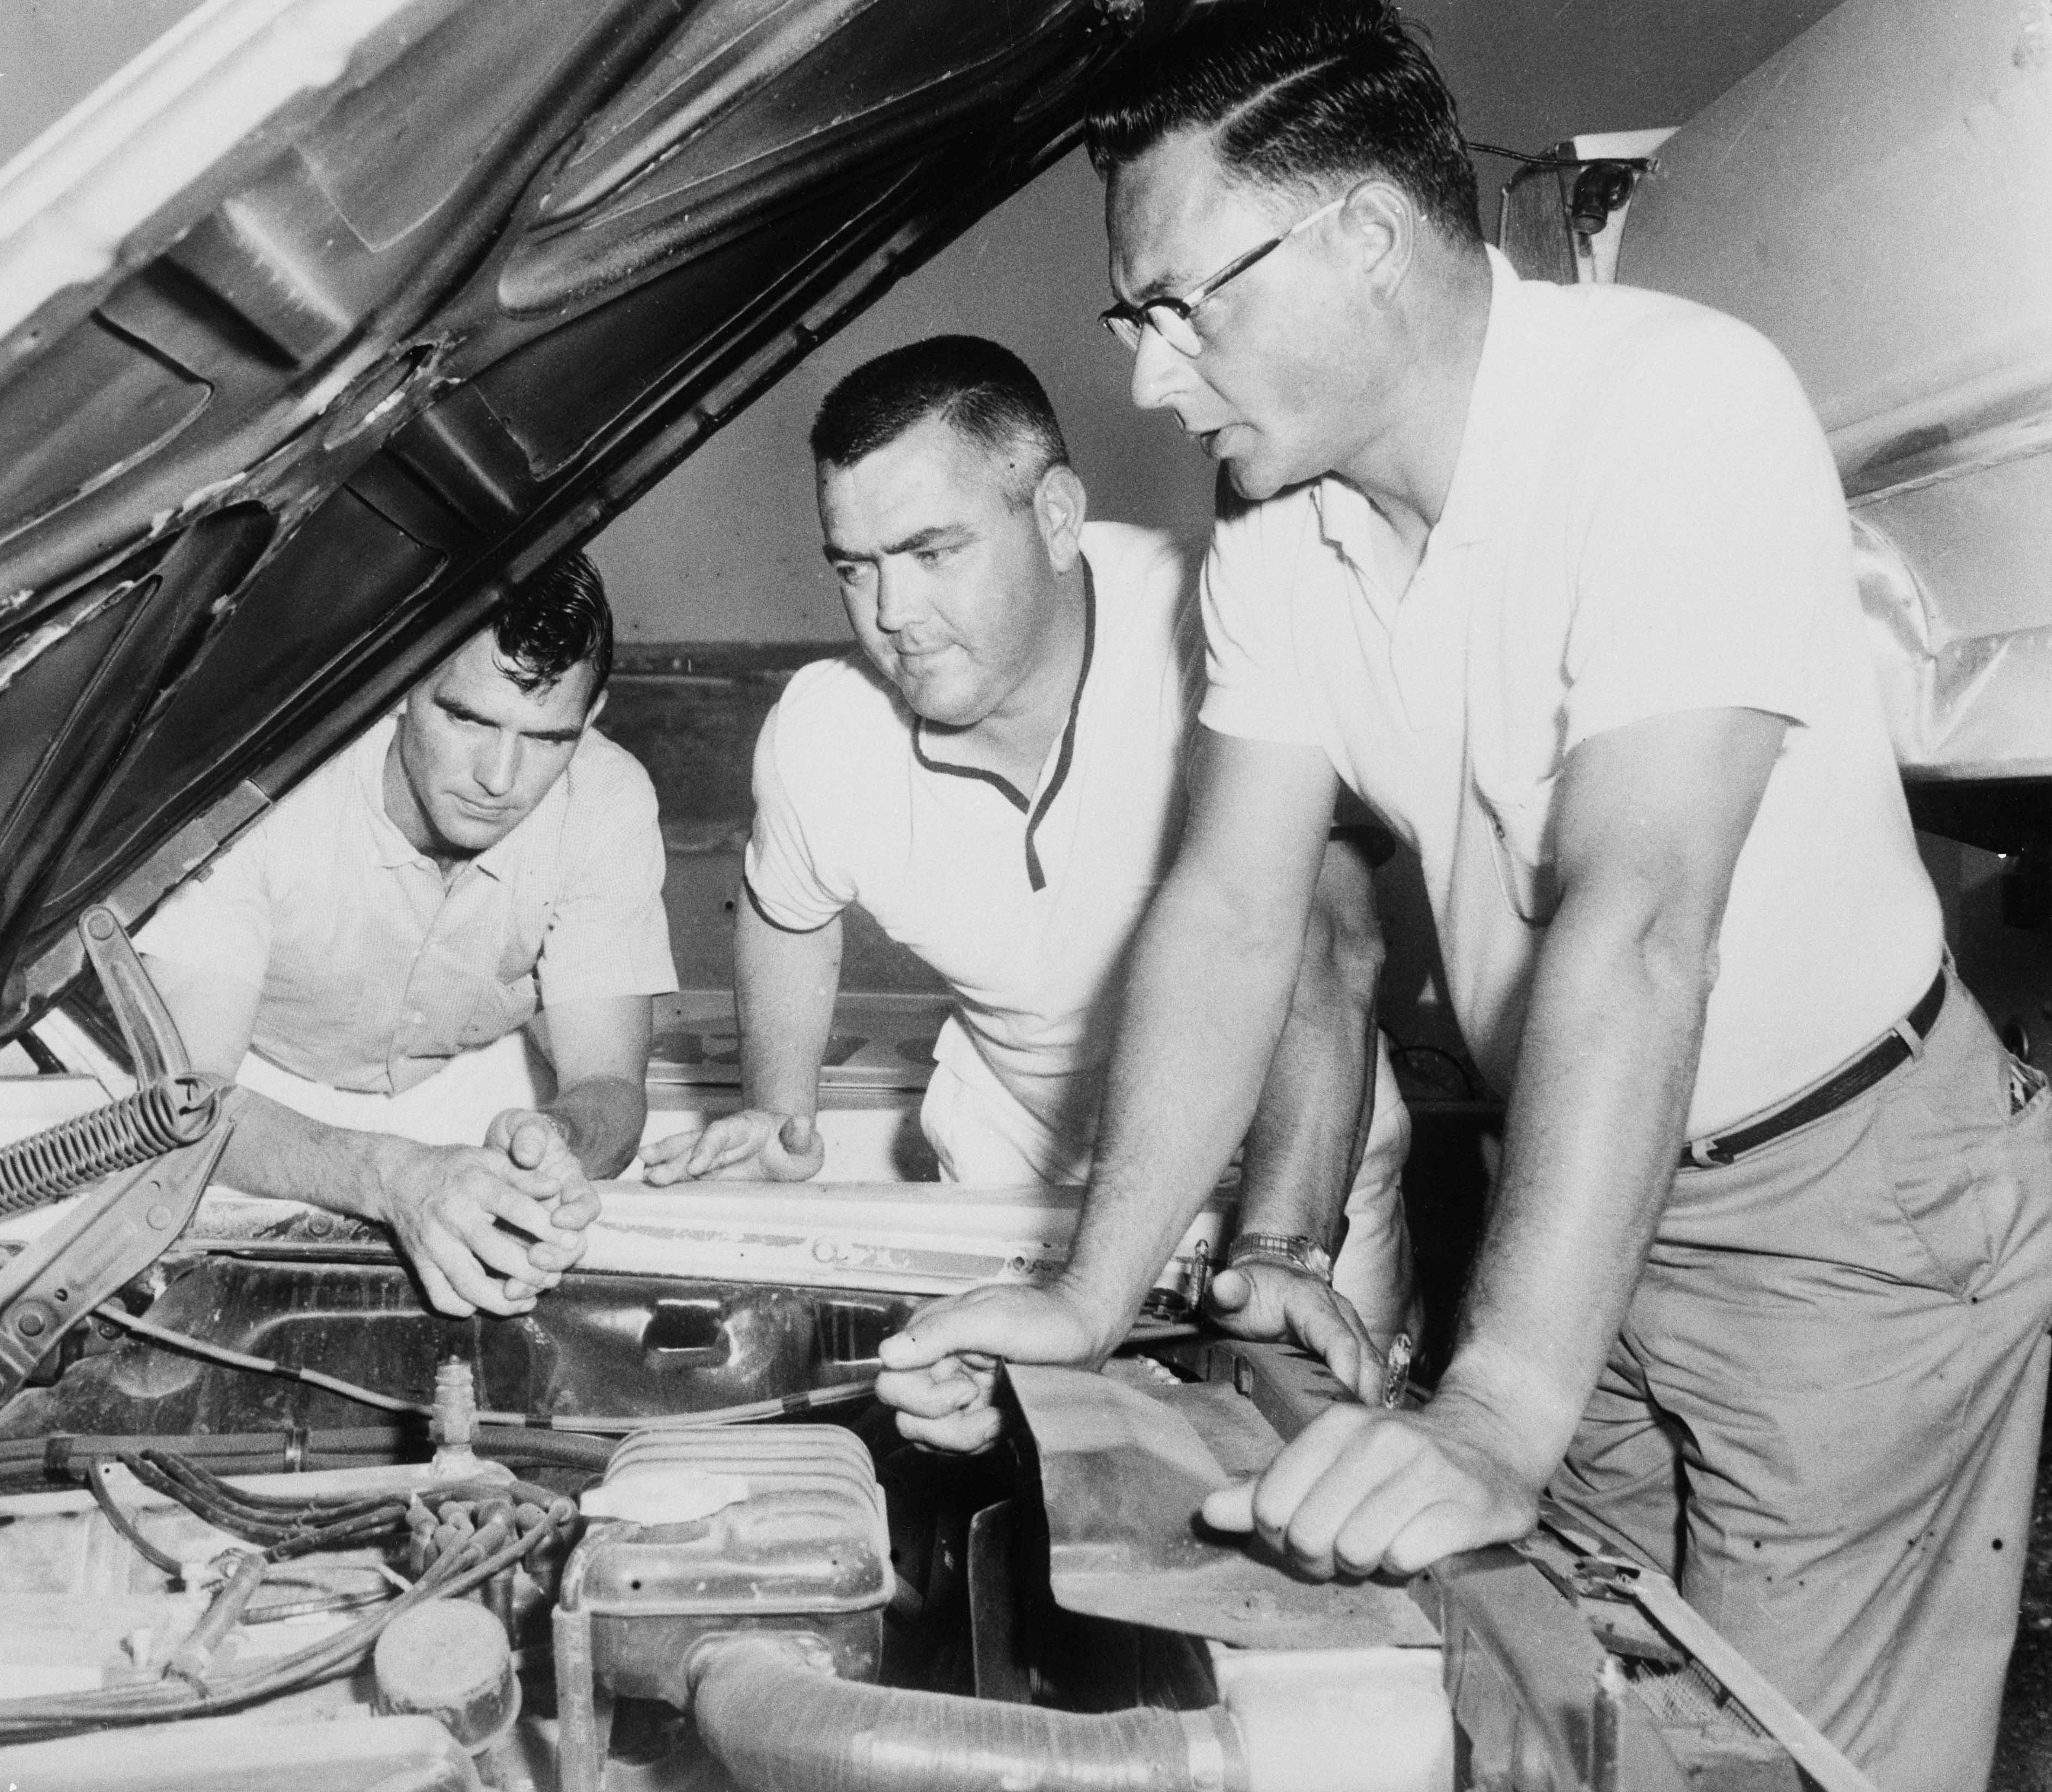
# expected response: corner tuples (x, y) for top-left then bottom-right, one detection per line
(1085, 0), (1482, 246)
(491, 550), (612, 702)
(811, 336), (1070, 504)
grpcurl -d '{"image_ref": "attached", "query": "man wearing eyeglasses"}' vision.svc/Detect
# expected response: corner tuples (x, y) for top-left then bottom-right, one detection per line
(875, 4), (2052, 1785)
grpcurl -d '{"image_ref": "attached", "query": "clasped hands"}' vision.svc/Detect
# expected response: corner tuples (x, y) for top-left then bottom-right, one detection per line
(373, 1107), (601, 1318)
(875, 1265), (1540, 1581)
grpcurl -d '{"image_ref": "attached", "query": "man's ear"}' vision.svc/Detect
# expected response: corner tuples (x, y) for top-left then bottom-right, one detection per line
(1337, 178), (1414, 303)
(1035, 463), (1088, 571)
(584, 686), (608, 730)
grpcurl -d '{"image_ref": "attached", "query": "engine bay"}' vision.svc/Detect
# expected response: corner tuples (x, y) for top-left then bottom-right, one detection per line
(0, 1254), (1436, 1792)
(0, 1238), (1820, 1792)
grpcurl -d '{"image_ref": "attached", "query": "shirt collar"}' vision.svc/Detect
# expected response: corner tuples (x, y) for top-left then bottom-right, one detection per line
(910, 556), (1097, 895)
(1312, 244), (1529, 562)
(471, 821), (528, 884)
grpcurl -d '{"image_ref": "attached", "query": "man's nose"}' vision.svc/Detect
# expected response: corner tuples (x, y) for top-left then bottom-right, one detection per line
(476, 732), (520, 797)
(1129, 325), (1186, 412)
(873, 566), (920, 636)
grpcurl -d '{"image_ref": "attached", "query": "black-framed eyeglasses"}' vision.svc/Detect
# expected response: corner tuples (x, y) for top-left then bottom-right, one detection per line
(1098, 193), (1347, 356)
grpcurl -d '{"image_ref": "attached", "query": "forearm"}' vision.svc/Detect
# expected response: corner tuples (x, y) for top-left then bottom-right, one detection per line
(544, 1076), (644, 1178)
(1238, 993), (1374, 1249)
(1436, 910), (1710, 1483)
(1238, 845), (1383, 1247)
(735, 901), (842, 1117)
(216, 1086), (415, 1223)
(1061, 876), (1307, 1332)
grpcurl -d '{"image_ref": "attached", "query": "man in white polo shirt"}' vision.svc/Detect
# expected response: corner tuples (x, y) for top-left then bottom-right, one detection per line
(138, 554), (677, 1320)
(874, 8), (2052, 1785)
(644, 336), (1415, 1363)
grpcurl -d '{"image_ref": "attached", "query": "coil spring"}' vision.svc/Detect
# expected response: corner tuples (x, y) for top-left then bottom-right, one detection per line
(0, 1076), (220, 1220)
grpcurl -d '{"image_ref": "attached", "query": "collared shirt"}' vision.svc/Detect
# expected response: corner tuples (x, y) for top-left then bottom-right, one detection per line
(745, 523), (1206, 1177)
(1201, 248), (1942, 1136)
(137, 715), (676, 1094)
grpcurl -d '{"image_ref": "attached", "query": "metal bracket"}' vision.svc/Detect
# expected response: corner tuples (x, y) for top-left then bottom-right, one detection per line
(1535, 1504), (1879, 1792)
(0, 1126), (230, 1401)
(77, 904), (190, 1083)
(0, 907), (229, 1403)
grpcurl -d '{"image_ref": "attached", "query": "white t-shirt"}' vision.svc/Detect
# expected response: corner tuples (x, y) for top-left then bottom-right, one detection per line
(138, 716), (677, 1095)
(746, 521), (1407, 1188)
(1201, 250), (1942, 1137)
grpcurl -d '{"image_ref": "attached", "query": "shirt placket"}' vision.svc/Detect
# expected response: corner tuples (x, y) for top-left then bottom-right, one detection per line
(1387, 546), (1472, 738)
(1324, 497), (1465, 742)
(391, 865), (477, 1081)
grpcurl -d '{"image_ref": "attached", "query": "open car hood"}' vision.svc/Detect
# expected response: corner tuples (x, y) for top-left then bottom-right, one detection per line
(0, 0), (1180, 1035)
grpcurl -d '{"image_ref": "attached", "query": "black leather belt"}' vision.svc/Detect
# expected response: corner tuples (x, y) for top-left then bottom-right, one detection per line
(1679, 967), (1947, 1170)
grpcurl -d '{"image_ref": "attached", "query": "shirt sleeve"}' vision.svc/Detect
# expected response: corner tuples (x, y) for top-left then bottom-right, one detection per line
(1562, 312), (1846, 753)
(132, 821), (273, 986)
(535, 750), (678, 1003)
(741, 694), (855, 932)
(1197, 492), (1323, 747)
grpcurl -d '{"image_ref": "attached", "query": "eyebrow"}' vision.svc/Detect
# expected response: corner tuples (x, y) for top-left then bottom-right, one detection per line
(1111, 250), (1190, 308)
(1120, 270), (1183, 306)
(820, 523), (971, 563)
(436, 694), (583, 744)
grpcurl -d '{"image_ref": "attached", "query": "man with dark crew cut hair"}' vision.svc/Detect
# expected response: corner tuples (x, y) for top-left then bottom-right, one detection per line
(647, 334), (1420, 1373)
(874, 8), (2052, 1787)
(139, 552), (676, 1320)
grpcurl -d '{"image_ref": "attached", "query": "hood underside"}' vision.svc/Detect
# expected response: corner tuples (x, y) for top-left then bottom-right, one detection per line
(0, 0), (1179, 1036)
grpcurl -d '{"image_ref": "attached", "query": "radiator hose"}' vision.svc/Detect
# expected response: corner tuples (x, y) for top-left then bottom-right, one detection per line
(688, 1634), (1246, 1792)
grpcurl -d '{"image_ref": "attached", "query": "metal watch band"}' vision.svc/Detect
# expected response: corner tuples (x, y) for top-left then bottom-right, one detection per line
(1223, 1231), (1334, 1283)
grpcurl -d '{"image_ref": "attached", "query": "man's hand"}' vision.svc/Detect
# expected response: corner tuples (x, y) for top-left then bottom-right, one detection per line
(1199, 1395), (1540, 1579)
(374, 1141), (593, 1319)
(1205, 1262), (1384, 1402)
(641, 1111), (824, 1184)
(875, 1282), (1113, 1452)
(483, 1107), (604, 1294)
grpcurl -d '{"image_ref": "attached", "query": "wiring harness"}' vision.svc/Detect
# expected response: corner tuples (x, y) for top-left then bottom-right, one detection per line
(0, 1452), (576, 1739)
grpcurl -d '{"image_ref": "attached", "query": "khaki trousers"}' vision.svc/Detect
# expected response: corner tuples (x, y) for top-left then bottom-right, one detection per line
(1552, 967), (2052, 1792)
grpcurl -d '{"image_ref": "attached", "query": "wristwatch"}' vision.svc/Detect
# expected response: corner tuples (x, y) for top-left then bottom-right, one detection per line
(1223, 1231), (1334, 1284)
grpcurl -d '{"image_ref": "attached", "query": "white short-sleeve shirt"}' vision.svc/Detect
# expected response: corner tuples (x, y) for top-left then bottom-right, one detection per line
(1201, 250), (1942, 1136)
(745, 523), (1203, 1178)
(137, 715), (677, 1095)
